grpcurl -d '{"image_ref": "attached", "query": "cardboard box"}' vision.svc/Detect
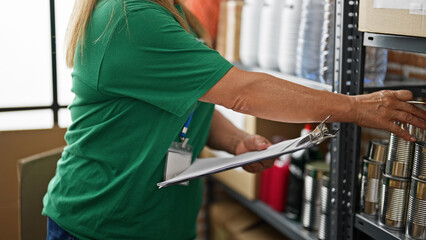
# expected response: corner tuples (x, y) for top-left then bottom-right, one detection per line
(0, 128), (66, 240)
(359, 0), (426, 38)
(213, 169), (260, 200)
(210, 200), (290, 240)
(18, 147), (63, 240)
(235, 223), (290, 240)
(209, 200), (260, 240)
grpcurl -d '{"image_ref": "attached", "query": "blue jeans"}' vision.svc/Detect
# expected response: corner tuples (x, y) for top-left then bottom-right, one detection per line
(47, 217), (79, 240)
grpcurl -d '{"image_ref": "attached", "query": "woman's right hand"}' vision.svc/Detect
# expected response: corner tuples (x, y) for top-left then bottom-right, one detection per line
(351, 90), (426, 142)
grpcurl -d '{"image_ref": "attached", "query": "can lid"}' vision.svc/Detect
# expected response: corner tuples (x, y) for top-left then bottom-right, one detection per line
(412, 175), (426, 184)
(362, 157), (383, 165)
(382, 173), (410, 182)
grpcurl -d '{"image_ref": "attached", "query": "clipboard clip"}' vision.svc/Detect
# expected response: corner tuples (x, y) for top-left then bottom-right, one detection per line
(296, 115), (339, 147)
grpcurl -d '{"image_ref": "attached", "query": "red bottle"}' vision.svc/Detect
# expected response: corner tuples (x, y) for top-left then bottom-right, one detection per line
(267, 155), (291, 212)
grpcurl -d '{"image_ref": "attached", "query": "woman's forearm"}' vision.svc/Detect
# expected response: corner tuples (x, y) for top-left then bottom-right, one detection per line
(201, 67), (354, 123)
(229, 71), (355, 123)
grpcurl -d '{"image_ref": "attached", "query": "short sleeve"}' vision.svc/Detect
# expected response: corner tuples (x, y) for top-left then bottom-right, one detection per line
(98, 4), (233, 117)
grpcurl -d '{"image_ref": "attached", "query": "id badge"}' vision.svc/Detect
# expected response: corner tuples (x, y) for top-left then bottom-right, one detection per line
(164, 141), (193, 186)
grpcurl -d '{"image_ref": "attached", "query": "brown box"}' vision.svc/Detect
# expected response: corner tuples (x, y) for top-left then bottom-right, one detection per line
(235, 223), (290, 240)
(359, 0), (426, 38)
(213, 169), (260, 200)
(0, 128), (66, 240)
(209, 200), (259, 240)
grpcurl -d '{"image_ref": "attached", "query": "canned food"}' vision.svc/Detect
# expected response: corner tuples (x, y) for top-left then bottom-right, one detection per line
(406, 176), (426, 240)
(386, 124), (418, 172)
(406, 196), (426, 239)
(412, 141), (426, 180)
(410, 176), (426, 201)
(379, 174), (410, 230)
(304, 161), (329, 204)
(362, 158), (383, 179)
(385, 160), (413, 178)
(360, 158), (384, 217)
(302, 200), (321, 231)
(321, 174), (330, 214)
(318, 213), (329, 240)
(367, 139), (389, 163)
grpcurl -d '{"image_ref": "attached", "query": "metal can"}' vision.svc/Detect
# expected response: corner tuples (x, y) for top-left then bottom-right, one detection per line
(412, 141), (426, 180)
(379, 174), (410, 230)
(367, 139), (389, 163)
(318, 212), (329, 240)
(321, 174), (330, 214)
(360, 158), (384, 217)
(386, 124), (424, 178)
(302, 200), (321, 231)
(406, 177), (426, 240)
(302, 161), (329, 232)
(318, 174), (330, 239)
(303, 161), (329, 204)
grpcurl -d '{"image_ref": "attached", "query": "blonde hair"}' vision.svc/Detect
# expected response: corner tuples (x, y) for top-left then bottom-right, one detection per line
(66, 0), (210, 67)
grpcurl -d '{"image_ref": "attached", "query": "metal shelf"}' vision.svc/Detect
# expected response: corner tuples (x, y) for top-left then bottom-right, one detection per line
(211, 177), (318, 240)
(354, 214), (406, 240)
(363, 33), (426, 54)
(232, 62), (333, 92)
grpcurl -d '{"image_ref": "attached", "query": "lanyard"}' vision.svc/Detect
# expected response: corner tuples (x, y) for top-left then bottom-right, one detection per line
(180, 111), (194, 142)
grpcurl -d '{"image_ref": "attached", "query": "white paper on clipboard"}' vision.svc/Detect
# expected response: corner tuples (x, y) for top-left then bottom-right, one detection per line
(157, 116), (338, 188)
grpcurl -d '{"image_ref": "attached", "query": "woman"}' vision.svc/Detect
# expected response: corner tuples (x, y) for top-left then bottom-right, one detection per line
(43, 0), (426, 239)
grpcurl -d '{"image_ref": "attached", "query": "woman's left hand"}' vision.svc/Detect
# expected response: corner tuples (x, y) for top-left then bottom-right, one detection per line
(234, 134), (276, 173)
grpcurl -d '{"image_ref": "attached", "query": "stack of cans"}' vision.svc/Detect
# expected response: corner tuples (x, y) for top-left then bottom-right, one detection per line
(379, 123), (424, 231)
(318, 174), (330, 240)
(406, 141), (426, 239)
(302, 161), (329, 231)
(360, 139), (388, 217)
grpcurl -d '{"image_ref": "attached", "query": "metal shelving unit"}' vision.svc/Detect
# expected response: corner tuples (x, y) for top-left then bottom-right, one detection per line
(349, 5), (426, 240)
(209, 177), (318, 240)
(351, 32), (426, 239)
(363, 33), (426, 54)
(207, 1), (425, 240)
(354, 214), (405, 240)
(363, 32), (426, 98)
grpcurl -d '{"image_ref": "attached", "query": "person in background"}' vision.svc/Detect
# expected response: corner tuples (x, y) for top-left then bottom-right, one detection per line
(43, 0), (426, 239)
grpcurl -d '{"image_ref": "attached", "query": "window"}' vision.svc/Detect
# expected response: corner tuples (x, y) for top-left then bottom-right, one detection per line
(0, 0), (74, 130)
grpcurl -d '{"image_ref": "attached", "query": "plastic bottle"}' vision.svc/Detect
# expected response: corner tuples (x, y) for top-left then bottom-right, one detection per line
(258, 0), (285, 69)
(319, 0), (335, 84)
(278, 0), (304, 74)
(239, 0), (263, 66)
(295, 0), (325, 81)
(286, 124), (323, 220)
(266, 155), (291, 212)
(364, 47), (388, 87)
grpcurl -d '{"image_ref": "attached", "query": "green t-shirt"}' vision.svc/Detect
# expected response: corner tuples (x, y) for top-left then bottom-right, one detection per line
(42, 0), (233, 239)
